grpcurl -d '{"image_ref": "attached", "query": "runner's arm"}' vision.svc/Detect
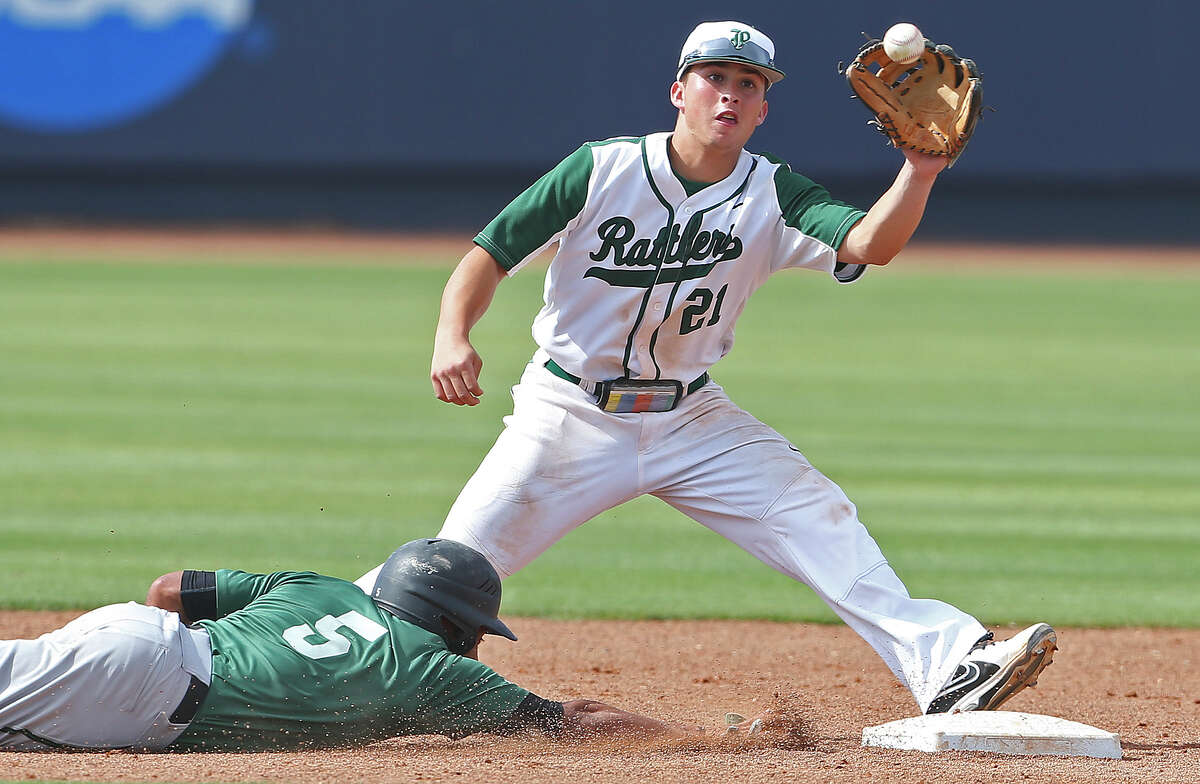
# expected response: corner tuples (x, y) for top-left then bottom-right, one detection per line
(488, 695), (691, 739)
(146, 571), (186, 616)
(147, 569), (308, 623)
(561, 699), (692, 739)
(146, 570), (217, 623)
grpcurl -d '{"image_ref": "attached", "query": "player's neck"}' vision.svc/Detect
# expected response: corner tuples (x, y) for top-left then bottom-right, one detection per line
(667, 131), (741, 185)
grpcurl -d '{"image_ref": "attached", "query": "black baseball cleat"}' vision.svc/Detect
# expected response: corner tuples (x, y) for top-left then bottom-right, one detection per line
(926, 623), (1057, 714)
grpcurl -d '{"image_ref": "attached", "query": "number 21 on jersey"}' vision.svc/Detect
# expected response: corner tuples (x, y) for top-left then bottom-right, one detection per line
(680, 284), (728, 335)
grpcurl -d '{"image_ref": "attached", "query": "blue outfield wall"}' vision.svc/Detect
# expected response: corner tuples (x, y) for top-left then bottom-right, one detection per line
(0, 0), (1197, 241)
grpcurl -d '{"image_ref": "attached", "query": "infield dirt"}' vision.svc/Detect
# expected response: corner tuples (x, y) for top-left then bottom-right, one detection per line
(1, 612), (1196, 784)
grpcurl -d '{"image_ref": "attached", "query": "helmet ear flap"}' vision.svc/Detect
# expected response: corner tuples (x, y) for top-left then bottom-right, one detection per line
(438, 616), (477, 655)
(371, 539), (517, 652)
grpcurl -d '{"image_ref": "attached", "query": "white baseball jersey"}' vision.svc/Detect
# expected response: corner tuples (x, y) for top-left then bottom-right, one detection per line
(359, 130), (990, 713)
(476, 132), (867, 383)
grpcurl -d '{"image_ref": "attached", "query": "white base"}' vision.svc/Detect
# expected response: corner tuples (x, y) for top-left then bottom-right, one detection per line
(862, 711), (1122, 759)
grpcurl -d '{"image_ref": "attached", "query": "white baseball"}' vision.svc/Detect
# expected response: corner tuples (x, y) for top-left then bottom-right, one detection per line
(883, 23), (924, 65)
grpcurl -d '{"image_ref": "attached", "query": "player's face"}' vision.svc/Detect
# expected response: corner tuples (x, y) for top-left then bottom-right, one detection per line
(671, 63), (768, 152)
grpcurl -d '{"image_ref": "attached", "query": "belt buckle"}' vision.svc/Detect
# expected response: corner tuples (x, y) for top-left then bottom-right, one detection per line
(597, 378), (683, 413)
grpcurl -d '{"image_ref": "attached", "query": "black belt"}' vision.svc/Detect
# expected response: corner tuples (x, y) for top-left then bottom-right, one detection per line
(544, 359), (709, 397)
(169, 675), (210, 725)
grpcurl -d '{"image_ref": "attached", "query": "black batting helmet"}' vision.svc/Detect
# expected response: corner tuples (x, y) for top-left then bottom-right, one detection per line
(371, 538), (516, 655)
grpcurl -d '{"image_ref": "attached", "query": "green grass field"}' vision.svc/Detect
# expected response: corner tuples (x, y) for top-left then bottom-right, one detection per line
(2, 247), (1197, 626)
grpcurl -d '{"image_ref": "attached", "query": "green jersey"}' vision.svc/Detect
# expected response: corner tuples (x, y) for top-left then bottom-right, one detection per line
(170, 570), (530, 751)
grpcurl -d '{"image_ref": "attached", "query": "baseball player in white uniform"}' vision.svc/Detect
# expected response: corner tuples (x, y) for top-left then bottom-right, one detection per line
(360, 21), (1056, 715)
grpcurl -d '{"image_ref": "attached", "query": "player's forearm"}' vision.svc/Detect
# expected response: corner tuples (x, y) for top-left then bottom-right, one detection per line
(840, 155), (943, 266)
(435, 245), (507, 341)
(560, 699), (686, 739)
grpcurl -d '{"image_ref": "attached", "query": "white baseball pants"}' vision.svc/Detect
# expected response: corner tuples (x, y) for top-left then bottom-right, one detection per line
(359, 360), (987, 711)
(0, 602), (212, 751)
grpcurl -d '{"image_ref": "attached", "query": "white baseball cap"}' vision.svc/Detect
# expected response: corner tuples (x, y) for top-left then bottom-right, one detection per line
(676, 21), (785, 86)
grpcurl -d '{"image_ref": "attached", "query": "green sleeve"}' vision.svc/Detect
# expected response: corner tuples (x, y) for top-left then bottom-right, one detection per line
(410, 650), (532, 739)
(768, 154), (866, 251)
(213, 569), (303, 617)
(475, 143), (594, 271)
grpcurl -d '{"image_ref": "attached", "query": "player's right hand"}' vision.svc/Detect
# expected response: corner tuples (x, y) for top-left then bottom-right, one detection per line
(431, 334), (484, 406)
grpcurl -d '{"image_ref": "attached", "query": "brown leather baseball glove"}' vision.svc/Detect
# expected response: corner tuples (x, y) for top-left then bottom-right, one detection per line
(845, 38), (983, 167)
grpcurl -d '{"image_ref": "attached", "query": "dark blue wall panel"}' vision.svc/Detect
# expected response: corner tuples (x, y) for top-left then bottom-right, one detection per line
(1, 0), (1197, 238)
